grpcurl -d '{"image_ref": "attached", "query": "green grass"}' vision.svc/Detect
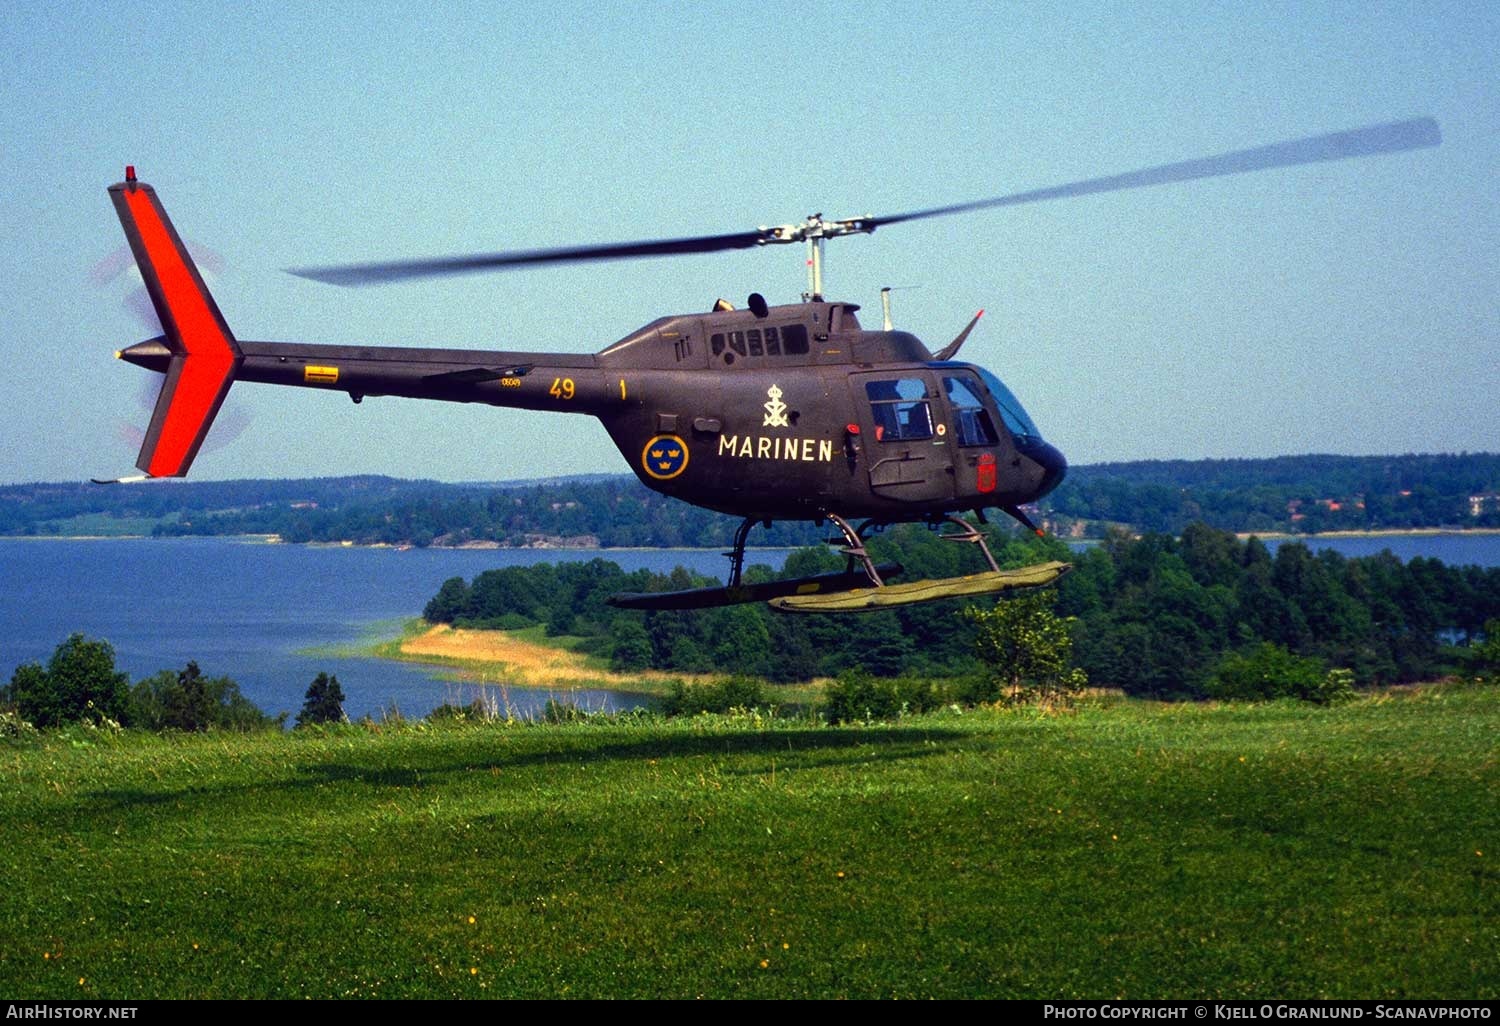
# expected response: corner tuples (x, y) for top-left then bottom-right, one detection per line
(0, 687), (1495, 999)
(19, 512), (175, 537)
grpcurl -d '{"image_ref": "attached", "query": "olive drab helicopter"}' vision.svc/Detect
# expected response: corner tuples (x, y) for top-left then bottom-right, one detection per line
(102, 117), (1439, 612)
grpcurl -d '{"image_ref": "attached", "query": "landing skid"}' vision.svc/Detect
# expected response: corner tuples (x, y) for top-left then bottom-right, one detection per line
(606, 511), (1069, 614)
(769, 560), (1072, 613)
(606, 563), (904, 611)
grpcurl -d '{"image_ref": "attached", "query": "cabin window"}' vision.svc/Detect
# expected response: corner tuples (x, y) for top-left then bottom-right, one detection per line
(943, 376), (999, 447)
(713, 325), (804, 363)
(865, 378), (933, 442)
(781, 324), (809, 355)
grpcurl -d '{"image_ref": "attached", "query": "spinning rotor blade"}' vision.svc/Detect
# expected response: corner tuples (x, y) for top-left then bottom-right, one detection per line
(289, 230), (768, 286)
(94, 241), (227, 331)
(288, 117), (1439, 288)
(868, 118), (1441, 228)
(94, 242), (250, 457)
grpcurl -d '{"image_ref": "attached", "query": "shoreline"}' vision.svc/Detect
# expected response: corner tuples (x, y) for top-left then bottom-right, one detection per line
(337, 620), (823, 701)
(0, 533), (795, 550)
(334, 620), (702, 697)
(8, 528), (1500, 546)
(1234, 527), (1500, 541)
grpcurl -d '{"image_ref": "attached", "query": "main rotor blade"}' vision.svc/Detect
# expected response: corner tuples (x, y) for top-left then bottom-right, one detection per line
(288, 117), (1438, 288)
(868, 117), (1441, 228)
(289, 230), (769, 287)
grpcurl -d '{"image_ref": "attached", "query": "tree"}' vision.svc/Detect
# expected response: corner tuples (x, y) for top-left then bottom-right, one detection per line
(965, 591), (1088, 705)
(423, 576), (471, 623)
(130, 662), (280, 732)
(608, 618), (653, 672)
(3, 663), (48, 720)
(822, 668), (945, 724)
(296, 672), (346, 727)
(4, 634), (131, 727)
(1179, 522), (1243, 590)
(1468, 618), (1500, 684)
(710, 607), (772, 677)
(1204, 643), (1328, 702)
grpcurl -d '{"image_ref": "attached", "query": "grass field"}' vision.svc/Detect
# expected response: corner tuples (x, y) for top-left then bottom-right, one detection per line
(0, 686), (1494, 999)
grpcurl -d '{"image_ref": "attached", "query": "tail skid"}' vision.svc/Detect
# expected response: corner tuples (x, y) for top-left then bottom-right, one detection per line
(108, 169), (241, 477)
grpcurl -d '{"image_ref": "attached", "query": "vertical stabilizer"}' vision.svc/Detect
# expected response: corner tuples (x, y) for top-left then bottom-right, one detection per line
(108, 169), (241, 477)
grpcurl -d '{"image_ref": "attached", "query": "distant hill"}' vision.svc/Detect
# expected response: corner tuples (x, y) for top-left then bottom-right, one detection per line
(3, 452), (1497, 545)
(0, 476), (471, 538)
(1048, 452), (1500, 535)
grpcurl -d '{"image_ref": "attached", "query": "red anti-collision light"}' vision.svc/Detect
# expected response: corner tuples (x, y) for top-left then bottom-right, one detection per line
(125, 165), (137, 182)
(845, 423), (860, 434)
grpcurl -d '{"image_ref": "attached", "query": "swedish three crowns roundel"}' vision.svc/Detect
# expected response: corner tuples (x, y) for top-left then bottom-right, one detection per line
(641, 434), (689, 480)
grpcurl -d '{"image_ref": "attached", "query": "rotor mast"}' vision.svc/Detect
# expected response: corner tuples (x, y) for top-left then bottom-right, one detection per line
(757, 213), (874, 302)
(807, 234), (824, 302)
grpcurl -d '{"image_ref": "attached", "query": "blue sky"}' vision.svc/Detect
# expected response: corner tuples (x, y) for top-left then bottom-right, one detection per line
(2, 1), (1495, 484)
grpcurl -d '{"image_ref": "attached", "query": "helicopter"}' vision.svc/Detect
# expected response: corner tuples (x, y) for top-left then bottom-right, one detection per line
(103, 117), (1439, 612)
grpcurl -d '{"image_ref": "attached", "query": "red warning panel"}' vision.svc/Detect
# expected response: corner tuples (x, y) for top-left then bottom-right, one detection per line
(976, 452), (997, 493)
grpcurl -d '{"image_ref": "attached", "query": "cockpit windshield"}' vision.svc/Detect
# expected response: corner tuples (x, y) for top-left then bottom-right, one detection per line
(977, 367), (1041, 439)
(930, 361), (1042, 440)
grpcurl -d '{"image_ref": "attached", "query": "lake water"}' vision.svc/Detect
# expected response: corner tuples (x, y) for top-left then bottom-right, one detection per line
(1063, 532), (1500, 568)
(3, 533), (1496, 723)
(1262, 533), (1500, 566)
(0, 538), (793, 723)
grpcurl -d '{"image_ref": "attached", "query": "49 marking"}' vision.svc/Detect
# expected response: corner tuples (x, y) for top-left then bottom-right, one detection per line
(549, 377), (575, 400)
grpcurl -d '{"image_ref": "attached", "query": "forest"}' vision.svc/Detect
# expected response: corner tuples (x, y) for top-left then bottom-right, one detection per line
(1055, 452), (1500, 534)
(422, 522), (1500, 698)
(3, 452), (1497, 544)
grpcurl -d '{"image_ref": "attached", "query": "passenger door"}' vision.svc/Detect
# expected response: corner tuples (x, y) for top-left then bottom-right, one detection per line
(849, 371), (953, 503)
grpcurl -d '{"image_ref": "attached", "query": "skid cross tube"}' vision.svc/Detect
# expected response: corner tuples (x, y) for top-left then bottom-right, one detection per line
(938, 514), (1001, 572)
(826, 513), (885, 587)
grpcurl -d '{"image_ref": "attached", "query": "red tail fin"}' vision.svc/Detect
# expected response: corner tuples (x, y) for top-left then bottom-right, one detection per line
(108, 170), (241, 477)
